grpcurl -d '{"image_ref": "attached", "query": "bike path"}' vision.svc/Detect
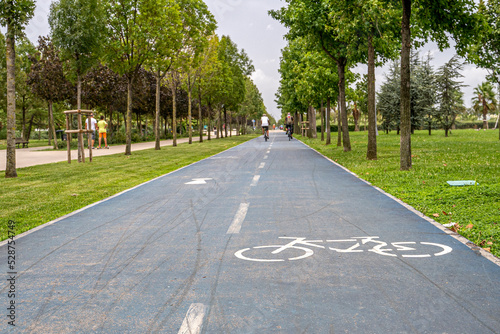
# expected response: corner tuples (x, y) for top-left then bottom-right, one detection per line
(1, 132), (499, 333)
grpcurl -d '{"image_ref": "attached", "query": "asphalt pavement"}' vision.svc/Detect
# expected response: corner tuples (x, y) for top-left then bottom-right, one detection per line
(1, 131), (499, 333)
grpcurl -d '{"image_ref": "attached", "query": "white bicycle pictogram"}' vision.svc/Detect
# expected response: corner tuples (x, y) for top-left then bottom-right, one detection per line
(234, 236), (453, 262)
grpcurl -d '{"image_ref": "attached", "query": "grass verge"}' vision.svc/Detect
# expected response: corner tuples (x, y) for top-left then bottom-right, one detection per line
(299, 129), (500, 259)
(0, 135), (257, 240)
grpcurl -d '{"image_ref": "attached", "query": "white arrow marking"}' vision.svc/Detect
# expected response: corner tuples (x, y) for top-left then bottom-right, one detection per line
(185, 178), (213, 185)
(178, 303), (206, 334)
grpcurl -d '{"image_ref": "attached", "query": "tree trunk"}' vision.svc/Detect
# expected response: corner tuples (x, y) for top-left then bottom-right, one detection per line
(21, 95), (26, 140)
(27, 113), (35, 141)
(326, 97), (331, 145)
(367, 32), (377, 160)
(198, 88), (203, 143)
(49, 101), (58, 150)
(224, 105), (228, 138)
(337, 58), (351, 151)
(337, 105), (342, 147)
(311, 105), (317, 138)
(77, 74), (83, 162)
(400, 0), (412, 170)
(483, 100), (488, 129)
(125, 76), (133, 155)
(218, 108), (222, 139)
(208, 103), (212, 141)
(307, 105), (313, 138)
(5, 31), (17, 177)
(321, 99), (325, 141)
(188, 78), (193, 144)
(155, 73), (161, 150)
(172, 81), (177, 147)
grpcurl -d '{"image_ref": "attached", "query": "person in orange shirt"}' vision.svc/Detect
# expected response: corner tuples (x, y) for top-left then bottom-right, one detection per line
(97, 116), (109, 149)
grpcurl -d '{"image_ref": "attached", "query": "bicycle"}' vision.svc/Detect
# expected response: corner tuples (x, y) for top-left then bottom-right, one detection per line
(286, 128), (293, 141)
(234, 236), (453, 262)
(264, 132), (269, 141)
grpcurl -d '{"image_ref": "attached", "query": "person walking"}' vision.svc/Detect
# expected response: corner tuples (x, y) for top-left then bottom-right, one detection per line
(97, 115), (109, 149)
(85, 113), (97, 149)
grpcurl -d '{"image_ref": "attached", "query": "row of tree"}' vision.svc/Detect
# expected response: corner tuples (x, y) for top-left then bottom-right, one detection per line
(1, 0), (270, 178)
(270, 0), (500, 170)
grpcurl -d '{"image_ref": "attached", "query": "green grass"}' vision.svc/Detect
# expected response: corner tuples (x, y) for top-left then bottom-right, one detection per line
(0, 135), (257, 240)
(299, 129), (500, 258)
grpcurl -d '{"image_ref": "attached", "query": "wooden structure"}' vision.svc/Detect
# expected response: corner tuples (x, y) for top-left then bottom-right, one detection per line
(301, 121), (310, 137)
(64, 109), (94, 163)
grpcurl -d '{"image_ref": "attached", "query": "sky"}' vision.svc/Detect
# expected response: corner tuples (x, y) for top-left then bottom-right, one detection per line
(20, 0), (489, 120)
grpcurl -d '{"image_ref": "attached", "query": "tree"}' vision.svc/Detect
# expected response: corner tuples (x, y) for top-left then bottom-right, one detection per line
(176, 0), (216, 144)
(49, 0), (105, 160)
(216, 35), (253, 138)
(472, 81), (497, 129)
(142, 0), (182, 150)
(467, 0), (500, 137)
(435, 55), (466, 137)
(0, 0), (35, 178)
(414, 52), (437, 135)
(383, 0), (481, 169)
(28, 37), (73, 149)
(194, 35), (221, 141)
(378, 60), (400, 134)
(270, 0), (354, 151)
(103, 0), (166, 155)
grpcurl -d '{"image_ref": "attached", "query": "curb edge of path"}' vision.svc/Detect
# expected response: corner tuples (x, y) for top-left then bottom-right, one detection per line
(0, 138), (254, 248)
(299, 140), (500, 268)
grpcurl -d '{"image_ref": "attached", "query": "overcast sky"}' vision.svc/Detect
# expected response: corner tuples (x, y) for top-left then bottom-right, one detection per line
(22, 0), (488, 120)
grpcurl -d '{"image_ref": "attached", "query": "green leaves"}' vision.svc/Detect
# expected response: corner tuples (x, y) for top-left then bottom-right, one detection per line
(0, 0), (35, 38)
(49, 0), (106, 77)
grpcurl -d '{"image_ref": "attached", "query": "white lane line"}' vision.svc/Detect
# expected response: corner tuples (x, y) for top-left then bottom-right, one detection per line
(266, 150), (270, 154)
(258, 162), (265, 169)
(264, 155), (268, 160)
(227, 203), (250, 234)
(178, 303), (206, 334)
(250, 175), (260, 187)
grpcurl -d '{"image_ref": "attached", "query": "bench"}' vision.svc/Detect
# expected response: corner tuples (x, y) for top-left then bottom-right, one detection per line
(15, 138), (29, 148)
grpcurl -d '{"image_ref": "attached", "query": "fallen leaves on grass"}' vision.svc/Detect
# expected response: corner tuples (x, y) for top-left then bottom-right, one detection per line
(433, 213), (440, 217)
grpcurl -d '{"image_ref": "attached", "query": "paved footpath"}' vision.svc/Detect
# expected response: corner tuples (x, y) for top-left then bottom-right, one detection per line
(0, 135), (212, 171)
(1, 132), (499, 333)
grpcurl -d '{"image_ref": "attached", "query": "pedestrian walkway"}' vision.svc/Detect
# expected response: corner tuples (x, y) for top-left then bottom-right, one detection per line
(0, 136), (212, 171)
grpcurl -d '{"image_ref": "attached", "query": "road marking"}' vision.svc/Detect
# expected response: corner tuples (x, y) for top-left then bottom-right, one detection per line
(178, 303), (206, 334)
(250, 175), (260, 186)
(258, 162), (265, 169)
(185, 178), (212, 185)
(227, 203), (250, 234)
(266, 150), (270, 154)
(264, 155), (268, 160)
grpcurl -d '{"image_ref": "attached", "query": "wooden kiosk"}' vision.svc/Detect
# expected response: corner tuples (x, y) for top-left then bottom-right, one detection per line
(64, 109), (94, 163)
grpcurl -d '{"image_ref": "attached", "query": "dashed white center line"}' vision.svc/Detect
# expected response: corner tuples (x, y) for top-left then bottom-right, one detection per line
(264, 155), (268, 160)
(178, 303), (206, 334)
(258, 162), (265, 169)
(227, 203), (250, 234)
(251, 175), (260, 186)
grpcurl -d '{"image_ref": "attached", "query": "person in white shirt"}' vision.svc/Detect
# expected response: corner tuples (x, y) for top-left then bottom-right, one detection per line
(85, 113), (98, 149)
(261, 114), (270, 138)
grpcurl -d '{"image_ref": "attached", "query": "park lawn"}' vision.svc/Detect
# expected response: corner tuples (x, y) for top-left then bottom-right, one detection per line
(0, 135), (257, 241)
(299, 129), (500, 259)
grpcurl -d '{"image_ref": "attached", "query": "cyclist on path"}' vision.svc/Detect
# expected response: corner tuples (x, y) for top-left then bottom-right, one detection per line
(261, 114), (270, 138)
(285, 112), (294, 139)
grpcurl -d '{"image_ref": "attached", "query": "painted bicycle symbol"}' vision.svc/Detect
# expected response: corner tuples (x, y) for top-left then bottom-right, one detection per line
(234, 236), (453, 262)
